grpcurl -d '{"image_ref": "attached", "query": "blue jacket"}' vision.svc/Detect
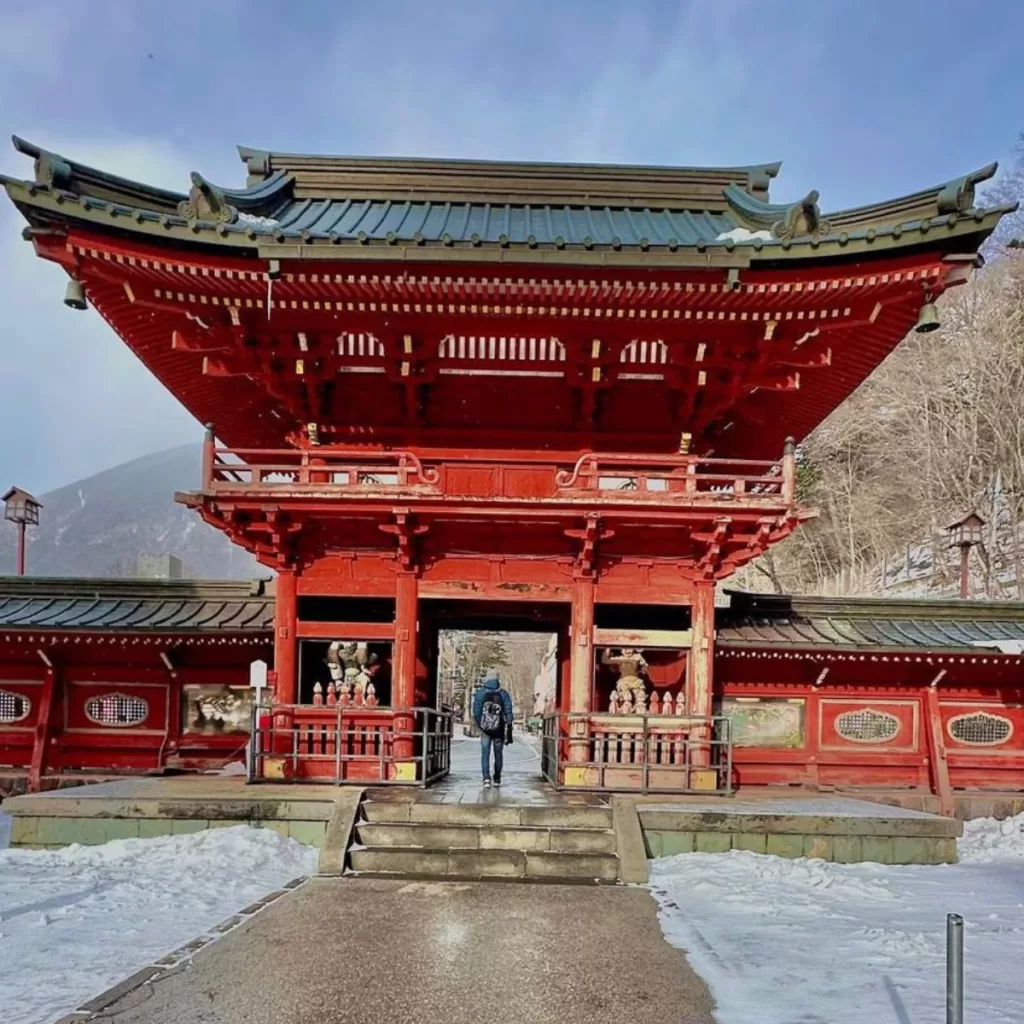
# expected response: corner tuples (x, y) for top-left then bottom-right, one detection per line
(472, 678), (513, 726)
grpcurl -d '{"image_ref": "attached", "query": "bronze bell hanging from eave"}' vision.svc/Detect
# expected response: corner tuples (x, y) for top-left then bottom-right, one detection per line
(63, 278), (87, 310)
(914, 301), (940, 333)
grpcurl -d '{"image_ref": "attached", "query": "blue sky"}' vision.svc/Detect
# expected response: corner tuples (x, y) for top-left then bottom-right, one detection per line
(0, 0), (1022, 494)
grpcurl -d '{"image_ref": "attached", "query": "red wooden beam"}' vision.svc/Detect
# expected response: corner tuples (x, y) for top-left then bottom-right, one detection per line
(296, 621), (394, 640)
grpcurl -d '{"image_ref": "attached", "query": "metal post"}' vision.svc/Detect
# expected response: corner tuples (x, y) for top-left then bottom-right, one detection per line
(946, 913), (963, 1024)
(642, 714), (650, 795)
(246, 703), (256, 782)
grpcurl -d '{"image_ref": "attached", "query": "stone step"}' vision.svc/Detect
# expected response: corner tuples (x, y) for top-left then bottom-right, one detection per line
(349, 846), (619, 882)
(356, 821), (617, 855)
(361, 801), (613, 831)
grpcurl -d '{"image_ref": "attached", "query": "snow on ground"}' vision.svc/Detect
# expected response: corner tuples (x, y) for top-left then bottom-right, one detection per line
(650, 813), (1024, 1024)
(0, 822), (318, 1024)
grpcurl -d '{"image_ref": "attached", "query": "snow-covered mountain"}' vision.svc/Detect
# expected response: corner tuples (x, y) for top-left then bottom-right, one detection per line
(0, 445), (260, 579)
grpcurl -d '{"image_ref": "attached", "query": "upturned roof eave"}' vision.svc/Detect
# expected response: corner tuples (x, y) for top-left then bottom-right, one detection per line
(2, 134), (1011, 267)
(3, 175), (1008, 270)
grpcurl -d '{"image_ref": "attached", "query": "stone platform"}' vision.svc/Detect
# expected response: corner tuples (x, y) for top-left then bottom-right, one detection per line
(2, 776), (345, 850)
(638, 795), (962, 864)
(1, 737), (963, 866)
(3, 778), (961, 867)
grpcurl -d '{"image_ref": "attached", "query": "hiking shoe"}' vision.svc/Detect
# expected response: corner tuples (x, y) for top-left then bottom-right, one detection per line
(493, 777), (502, 786)
(482, 778), (492, 788)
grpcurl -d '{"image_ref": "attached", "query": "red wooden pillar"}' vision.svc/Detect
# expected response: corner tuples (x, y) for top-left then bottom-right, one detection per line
(925, 672), (954, 816)
(557, 624), (572, 715)
(567, 576), (595, 769)
(28, 657), (58, 792)
(392, 572), (418, 768)
(687, 579), (716, 769)
(274, 569), (298, 705)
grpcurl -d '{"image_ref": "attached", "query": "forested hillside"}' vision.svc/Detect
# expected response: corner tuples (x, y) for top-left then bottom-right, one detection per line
(741, 141), (1024, 599)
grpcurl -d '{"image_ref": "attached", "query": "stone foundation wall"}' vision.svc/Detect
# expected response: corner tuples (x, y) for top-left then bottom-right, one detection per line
(638, 807), (961, 865)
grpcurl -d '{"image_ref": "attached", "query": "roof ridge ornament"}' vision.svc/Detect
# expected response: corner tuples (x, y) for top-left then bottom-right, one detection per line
(936, 162), (998, 215)
(772, 190), (830, 241)
(12, 137), (73, 191)
(177, 172), (238, 224)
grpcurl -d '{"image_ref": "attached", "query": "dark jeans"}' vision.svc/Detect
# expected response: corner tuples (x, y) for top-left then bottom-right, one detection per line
(480, 733), (504, 780)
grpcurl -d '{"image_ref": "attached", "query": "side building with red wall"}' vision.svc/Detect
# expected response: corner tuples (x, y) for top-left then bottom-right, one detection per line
(717, 591), (1024, 812)
(1, 575), (1022, 811)
(0, 576), (272, 796)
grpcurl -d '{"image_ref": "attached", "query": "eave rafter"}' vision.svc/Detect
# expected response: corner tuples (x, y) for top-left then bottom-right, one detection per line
(31, 226), (980, 456)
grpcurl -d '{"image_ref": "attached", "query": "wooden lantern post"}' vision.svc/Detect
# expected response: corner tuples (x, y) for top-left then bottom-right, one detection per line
(3, 487), (42, 576)
(946, 511), (986, 599)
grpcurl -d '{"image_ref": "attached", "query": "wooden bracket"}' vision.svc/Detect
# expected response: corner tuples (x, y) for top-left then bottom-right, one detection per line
(696, 519), (731, 579)
(380, 510), (429, 572)
(565, 513), (614, 578)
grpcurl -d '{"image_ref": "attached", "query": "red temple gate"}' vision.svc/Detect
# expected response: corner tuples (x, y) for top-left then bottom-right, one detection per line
(1, 139), (1011, 789)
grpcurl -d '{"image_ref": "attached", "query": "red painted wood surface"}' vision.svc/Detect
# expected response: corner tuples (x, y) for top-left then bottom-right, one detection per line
(0, 636), (271, 785)
(716, 651), (1024, 793)
(35, 230), (965, 461)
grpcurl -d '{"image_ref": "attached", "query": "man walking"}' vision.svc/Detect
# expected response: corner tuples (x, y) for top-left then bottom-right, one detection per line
(472, 668), (513, 787)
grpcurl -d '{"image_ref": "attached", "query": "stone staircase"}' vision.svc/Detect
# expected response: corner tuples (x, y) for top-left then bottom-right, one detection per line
(348, 800), (620, 883)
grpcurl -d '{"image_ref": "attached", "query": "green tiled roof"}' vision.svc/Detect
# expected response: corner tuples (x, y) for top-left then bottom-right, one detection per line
(0, 577), (273, 634)
(2, 575), (1022, 654)
(2, 136), (1013, 265)
(718, 591), (1024, 653)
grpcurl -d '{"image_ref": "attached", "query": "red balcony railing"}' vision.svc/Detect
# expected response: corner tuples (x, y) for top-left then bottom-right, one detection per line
(200, 430), (797, 507)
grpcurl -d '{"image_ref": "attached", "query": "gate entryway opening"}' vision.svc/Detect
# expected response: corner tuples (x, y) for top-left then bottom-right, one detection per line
(424, 599), (565, 788)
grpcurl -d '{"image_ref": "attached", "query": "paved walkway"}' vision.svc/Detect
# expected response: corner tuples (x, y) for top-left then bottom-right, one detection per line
(369, 730), (604, 808)
(96, 878), (716, 1024)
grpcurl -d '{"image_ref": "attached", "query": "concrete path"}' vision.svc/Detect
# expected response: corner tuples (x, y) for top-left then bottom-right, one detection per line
(96, 878), (716, 1024)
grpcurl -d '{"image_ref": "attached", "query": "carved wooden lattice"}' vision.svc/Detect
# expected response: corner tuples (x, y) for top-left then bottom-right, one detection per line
(84, 693), (149, 728)
(0, 690), (30, 724)
(948, 711), (1012, 747)
(835, 708), (901, 744)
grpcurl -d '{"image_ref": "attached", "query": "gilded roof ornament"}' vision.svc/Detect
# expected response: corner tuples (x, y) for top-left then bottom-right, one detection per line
(772, 190), (830, 241)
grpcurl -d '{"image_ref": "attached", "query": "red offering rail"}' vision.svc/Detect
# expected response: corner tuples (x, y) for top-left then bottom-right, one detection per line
(248, 704), (453, 785)
(540, 711), (734, 795)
